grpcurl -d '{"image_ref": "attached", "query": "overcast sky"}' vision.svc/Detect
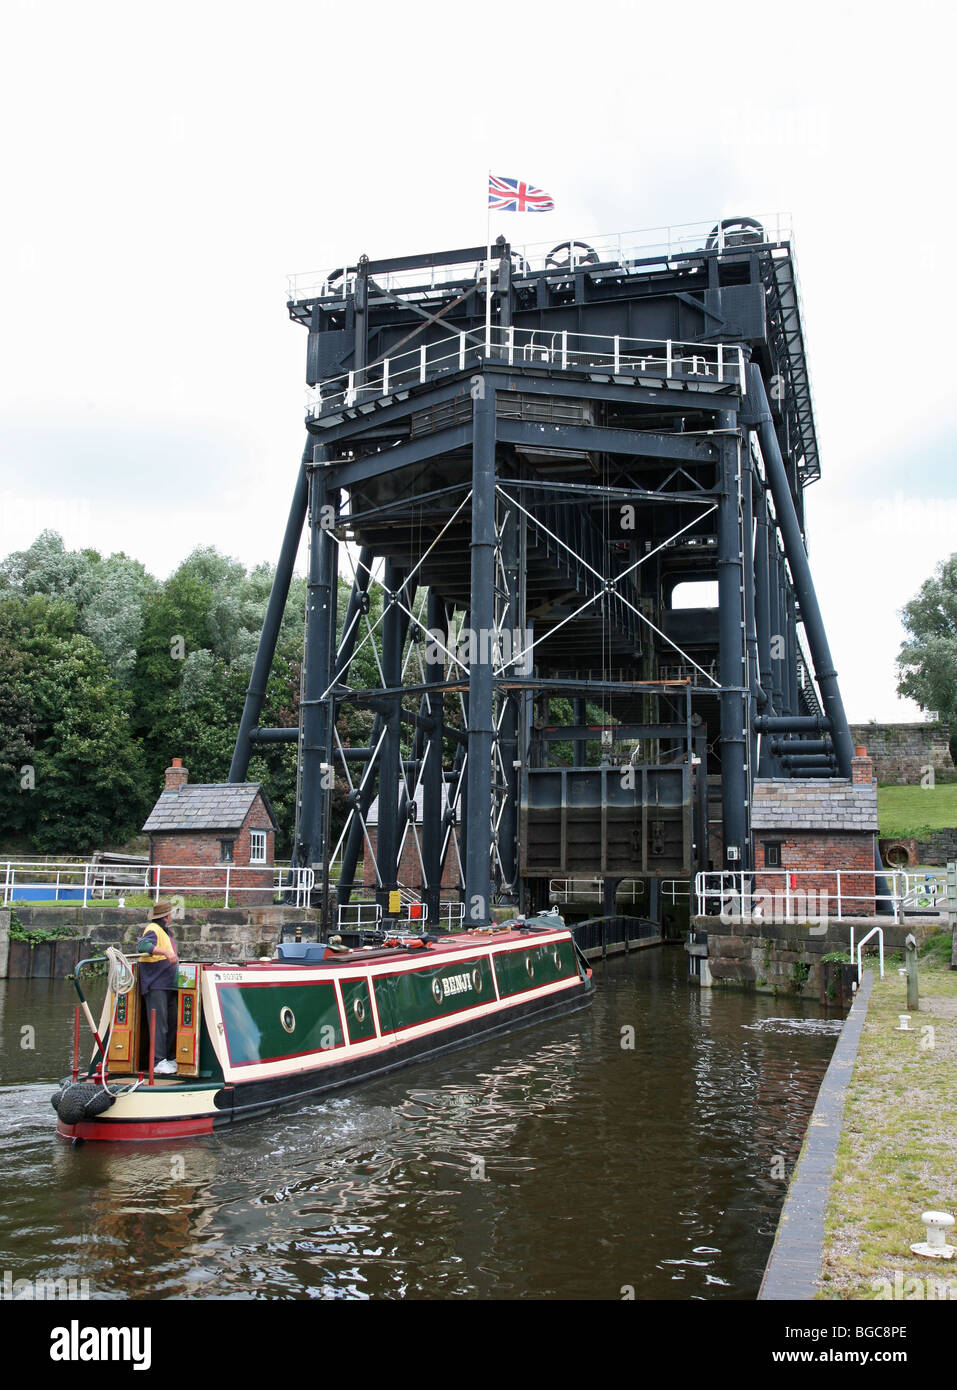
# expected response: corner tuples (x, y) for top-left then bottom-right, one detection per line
(2, 0), (954, 722)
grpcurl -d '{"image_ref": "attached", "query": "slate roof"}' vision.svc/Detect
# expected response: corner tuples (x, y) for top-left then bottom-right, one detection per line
(751, 779), (878, 833)
(143, 783), (279, 834)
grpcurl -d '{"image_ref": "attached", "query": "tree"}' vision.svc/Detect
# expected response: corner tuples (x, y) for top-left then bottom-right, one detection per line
(0, 595), (149, 851)
(896, 554), (957, 758)
(0, 530), (157, 684)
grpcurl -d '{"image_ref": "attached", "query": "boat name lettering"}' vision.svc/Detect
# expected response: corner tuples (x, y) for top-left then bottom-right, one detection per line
(442, 972), (473, 999)
(217, 973), (243, 982)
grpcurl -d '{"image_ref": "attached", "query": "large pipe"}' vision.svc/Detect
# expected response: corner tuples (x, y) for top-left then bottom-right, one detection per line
(769, 739), (833, 756)
(749, 364), (854, 778)
(754, 715), (831, 733)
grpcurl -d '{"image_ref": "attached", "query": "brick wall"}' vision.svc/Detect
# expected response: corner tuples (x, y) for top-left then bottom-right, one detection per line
(754, 832), (876, 915)
(362, 827), (461, 894)
(150, 798), (275, 905)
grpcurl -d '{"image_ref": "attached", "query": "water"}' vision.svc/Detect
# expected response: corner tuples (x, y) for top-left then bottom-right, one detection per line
(0, 949), (840, 1300)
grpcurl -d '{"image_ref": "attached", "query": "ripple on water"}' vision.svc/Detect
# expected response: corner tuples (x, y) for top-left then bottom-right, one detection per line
(0, 952), (837, 1299)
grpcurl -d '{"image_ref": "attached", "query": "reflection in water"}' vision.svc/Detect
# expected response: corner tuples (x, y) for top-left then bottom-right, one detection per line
(0, 948), (838, 1299)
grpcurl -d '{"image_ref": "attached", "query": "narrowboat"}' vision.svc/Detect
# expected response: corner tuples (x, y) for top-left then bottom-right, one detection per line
(51, 914), (593, 1142)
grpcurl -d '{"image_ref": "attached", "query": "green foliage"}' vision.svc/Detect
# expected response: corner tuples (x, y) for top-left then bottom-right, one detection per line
(791, 960), (811, 991)
(918, 930), (953, 968)
(8, 910), (82, 946)
(896, 555), (957, 736)
(0, 592), (148, 850)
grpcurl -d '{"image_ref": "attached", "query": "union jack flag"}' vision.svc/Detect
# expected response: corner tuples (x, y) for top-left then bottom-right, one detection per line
(488, 175), (554, 213)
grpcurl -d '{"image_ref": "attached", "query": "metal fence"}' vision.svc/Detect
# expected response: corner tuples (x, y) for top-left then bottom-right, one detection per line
(694, 869), (948, 923)
(306, 325), (748, 417)
(0, 859), (315, 909)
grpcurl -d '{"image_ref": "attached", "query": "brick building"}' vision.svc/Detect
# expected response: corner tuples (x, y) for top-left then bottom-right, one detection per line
(750, 750), (879, 916)
(143, 759), (279, 905)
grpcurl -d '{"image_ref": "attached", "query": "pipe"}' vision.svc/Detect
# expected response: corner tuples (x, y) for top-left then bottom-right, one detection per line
(769, 739), (833, 756)
(754, 715), (832, 733)
(749, 364), (854, 778)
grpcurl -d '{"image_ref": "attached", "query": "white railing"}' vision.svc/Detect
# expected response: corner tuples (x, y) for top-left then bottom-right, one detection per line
(336, 901), (383, 931)
(851, 924), (885, 980)
(287, 213), (792, 302)
(694, 869), (947, 923)
(306, 325), (747, 417)
(900, 872), (947, 911)
(661, 879), (691, 904)
(549, 878), (645, 906)
(439, 900), (466, 928)
(0, 858), (314, 909)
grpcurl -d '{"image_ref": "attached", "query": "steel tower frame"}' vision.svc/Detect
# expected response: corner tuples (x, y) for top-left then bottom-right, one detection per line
(229, 218), (853, 925)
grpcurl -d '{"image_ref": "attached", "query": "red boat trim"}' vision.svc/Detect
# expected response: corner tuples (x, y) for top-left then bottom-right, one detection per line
(57, 1115), (216, 1142)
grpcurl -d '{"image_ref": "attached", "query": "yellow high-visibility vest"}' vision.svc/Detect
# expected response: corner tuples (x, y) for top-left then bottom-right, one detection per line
(139, 923), (177, 965)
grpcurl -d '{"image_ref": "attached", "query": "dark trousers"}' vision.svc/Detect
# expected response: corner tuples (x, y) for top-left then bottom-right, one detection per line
(144, 989), (177, 1063)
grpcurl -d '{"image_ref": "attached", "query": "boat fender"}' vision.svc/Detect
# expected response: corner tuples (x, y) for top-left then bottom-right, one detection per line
(52, 1081), (117, 1126)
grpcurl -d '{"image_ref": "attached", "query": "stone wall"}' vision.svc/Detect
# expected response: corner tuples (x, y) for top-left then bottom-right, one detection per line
(0, 904), (320, 976)
(692, 914), (936, 998)
(849, 722), (953, 784)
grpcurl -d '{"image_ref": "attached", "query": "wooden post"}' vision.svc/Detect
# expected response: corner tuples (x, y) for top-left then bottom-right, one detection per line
(905, 932), (919, 1011)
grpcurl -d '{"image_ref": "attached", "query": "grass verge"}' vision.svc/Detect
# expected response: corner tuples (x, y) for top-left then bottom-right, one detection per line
(817, 938), (957, 1298)
(878, 782), (957, 838)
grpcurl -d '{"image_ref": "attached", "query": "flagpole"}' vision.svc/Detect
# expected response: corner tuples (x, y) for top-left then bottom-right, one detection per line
(485, 169), (492, 355)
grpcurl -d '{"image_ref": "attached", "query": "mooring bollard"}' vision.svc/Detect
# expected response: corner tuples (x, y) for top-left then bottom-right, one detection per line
(896, 1014), (912, 1031)
(910, 1211), (955, 1260)
(904, 932), (919, 1012)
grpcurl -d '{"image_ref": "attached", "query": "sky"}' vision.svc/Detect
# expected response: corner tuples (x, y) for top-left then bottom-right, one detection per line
(1, 0), (954, 722)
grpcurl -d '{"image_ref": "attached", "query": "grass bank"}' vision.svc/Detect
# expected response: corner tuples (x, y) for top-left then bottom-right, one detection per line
(878, 782), (957, 838)
(818, 935), (957, 1298)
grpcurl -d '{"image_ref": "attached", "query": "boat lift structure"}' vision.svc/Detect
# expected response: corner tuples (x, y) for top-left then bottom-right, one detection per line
(228, 215), (853, 927)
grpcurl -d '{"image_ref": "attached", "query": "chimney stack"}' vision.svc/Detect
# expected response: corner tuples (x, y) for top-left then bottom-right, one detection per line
(851, 746), (874, 785)
(164, 757), (188, 793)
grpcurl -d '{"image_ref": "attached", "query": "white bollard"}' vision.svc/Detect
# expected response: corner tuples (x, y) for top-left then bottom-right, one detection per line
(896, 1015), (913, 1031)
(910, 1211), (955, 1260)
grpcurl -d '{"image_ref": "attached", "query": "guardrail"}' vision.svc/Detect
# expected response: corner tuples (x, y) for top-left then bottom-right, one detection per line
(549, 878), (645, 906)
(0, 859), (315, 909)
(287, 213), (792, 301)
(694, 869), (947, 923)
(306, 325), (747, 418)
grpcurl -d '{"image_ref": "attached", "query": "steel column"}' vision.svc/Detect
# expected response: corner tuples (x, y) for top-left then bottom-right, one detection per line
(230, 445), (310, 782)
(716, 419), (749, 869)
(296, 467), (339, 897)
(464, 382), (496, 923)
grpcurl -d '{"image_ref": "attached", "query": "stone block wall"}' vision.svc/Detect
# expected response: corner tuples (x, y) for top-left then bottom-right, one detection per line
(694, 915), (935, 997)
(849, 722), (953, 784)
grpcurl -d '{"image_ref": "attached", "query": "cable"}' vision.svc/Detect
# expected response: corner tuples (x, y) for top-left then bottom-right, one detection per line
(97, 948), (142, 1098)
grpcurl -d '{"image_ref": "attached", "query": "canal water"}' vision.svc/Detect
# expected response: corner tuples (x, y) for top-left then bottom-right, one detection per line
(0, 946), (840, 1301)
